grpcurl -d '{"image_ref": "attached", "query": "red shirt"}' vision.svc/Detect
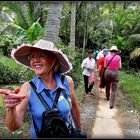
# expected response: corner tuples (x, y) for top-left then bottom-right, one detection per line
(98, 56), (105, 77)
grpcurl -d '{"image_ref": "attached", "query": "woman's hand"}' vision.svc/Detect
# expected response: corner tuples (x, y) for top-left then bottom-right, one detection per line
(0, 87), (25, 108)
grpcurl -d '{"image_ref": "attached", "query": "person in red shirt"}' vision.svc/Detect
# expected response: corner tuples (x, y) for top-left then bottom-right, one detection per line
(97, 49), (109, 90)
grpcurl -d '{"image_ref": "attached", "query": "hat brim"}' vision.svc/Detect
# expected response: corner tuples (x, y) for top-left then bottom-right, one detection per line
(109, 49), (121, 52)
(11, 44), (72, 74)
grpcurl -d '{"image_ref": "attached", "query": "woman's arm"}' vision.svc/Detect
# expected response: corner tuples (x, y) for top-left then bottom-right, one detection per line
(4, 82), (30, 131)
(66, 75), (82, 130)
(119, 57), (122, 69)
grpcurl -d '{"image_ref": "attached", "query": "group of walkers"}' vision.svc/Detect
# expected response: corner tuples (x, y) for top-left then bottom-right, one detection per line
(81, 44), (122, 109)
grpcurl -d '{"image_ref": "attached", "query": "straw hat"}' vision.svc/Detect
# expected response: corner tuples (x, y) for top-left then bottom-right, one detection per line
(109, 45), (120, 52)
(11, 39), (72, 74)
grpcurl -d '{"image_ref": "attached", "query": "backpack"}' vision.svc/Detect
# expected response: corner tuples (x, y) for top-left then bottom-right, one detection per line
(29, 76), (70, 138)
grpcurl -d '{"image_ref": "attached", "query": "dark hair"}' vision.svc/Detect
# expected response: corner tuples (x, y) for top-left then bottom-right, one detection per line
(88, 50), (93, 54)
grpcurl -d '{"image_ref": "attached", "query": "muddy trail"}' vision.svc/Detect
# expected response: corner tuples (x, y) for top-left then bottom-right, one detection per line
(80, 85), (140, 139)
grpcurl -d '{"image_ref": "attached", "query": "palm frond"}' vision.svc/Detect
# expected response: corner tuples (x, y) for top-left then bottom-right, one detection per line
(24, 1), (35, 26)
(0, 2), (29, 29)
(1, 23), (24, 37)
(130, 48), (140, 58)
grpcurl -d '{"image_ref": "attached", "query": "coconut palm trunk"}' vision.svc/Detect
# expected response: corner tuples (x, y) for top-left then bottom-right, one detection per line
(44, 1), (63, 45)
(70, 1), (76, 50)
(82, 3), (87, 58)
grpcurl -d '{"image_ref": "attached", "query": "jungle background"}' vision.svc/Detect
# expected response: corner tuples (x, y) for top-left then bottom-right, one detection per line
(0, 1), (140, 138)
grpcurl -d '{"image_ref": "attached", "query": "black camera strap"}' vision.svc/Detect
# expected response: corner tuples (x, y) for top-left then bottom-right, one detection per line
(29, 75), (71, 136)
(105, 54), (116, 69)
(43, 75), (70, 107)
(29, 81), (62, 136)
(30, 81), (50, 110)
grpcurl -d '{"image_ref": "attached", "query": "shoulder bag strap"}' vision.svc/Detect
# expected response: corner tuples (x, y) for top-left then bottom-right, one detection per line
(30, 81), (62, 110)
(52, 88), (61, 109)
(60, 75), (74, 128)
(29, 81), (51, 136)
(106, 54), (116, 69)
(60, 75), (71, 105)
(29, 81), (50, 111)
(29, 81), (62, 136)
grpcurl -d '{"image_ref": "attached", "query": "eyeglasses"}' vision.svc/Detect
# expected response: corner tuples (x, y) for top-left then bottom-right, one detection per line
(28, 53), (51, 61)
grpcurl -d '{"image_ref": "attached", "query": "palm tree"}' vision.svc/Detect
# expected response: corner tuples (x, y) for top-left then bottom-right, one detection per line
(82, 2), (87, 57)
(0, 1), (50, 45)
(130, 48), (140, 58)
(44, 1), (63, 45)
(70, 1), (76, 49)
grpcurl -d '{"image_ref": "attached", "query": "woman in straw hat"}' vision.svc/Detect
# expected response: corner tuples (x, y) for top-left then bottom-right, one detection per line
(0, 39), (82, 138)
(104, 45), (122, 109)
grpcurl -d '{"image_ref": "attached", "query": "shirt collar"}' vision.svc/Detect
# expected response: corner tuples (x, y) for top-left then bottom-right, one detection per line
(35, 73), (65, 94)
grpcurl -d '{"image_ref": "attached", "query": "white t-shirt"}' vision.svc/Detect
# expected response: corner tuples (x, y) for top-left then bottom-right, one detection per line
(96, 50), (104, 60)
(81, 57), (96, 76)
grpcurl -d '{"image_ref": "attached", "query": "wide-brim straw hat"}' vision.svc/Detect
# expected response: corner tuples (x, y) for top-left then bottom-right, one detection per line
(109, 45), (120, 52)
(11, 39), (73, 74)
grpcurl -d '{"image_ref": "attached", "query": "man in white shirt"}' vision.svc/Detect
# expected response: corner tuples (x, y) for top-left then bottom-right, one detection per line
(96, 44), (107, 65)
(81, 50), (96, 95)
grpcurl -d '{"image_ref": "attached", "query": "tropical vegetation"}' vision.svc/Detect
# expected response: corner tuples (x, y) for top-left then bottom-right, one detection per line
(0, 1), (140, 137)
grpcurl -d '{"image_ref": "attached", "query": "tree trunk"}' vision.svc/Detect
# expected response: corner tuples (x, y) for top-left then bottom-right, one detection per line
(70, 1), (76, 50)
(44, 1), (63, 45)
(82, 3), (87, 58)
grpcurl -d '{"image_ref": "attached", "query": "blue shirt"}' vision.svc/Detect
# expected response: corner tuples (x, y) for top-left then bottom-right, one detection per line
(29, 73), (75, 138)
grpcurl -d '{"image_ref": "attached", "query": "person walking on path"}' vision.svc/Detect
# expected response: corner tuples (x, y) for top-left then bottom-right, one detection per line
(0, 39), (82, 138)
(81, 50), (96, 95)
(93, 49), (99, 64)
(97, 49), (109, 90)
(104, 45), (122, 109)
(96, 44), (107, 66)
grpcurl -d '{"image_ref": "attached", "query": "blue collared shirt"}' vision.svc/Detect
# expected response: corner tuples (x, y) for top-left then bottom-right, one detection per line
(29, 73), (75, 138)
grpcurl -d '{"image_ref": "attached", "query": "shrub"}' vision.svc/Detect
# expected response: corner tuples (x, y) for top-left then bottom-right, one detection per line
(0, 55), (34, 84)
(120, 71), (140, 112)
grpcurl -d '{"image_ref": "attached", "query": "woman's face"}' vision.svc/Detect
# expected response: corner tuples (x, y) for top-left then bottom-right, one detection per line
(29, 49), (56, 77)
(88, 53), (93, 59)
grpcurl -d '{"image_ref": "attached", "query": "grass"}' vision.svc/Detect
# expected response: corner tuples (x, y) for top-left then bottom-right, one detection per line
(0, 95), (4, 106)
(119, 71), (140, 112)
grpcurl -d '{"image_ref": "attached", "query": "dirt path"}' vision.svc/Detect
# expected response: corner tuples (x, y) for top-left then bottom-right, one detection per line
(80, 85), (140, 139)
(91, 89), (123, 139)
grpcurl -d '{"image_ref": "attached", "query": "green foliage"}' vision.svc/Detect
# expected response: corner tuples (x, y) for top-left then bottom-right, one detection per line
(111, 36), (127, 49)
(57, 39), (83, 87)
(69, 49), (83, 88)
(0, 55), (35, 84)
(130, 48), (140, 58)
(59, 2), (71, 45)
(127, 34), (140, 51)
(0, 35), (16, 57)
(120, 71), (140, 112)
(0, 2), (29, 29)
(11, 20), (45, 45)
(24, 20), (45, 44)
(0, 1), (47, 47)
(0, 61), (19, 84)
(0, 21), (45, 57)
